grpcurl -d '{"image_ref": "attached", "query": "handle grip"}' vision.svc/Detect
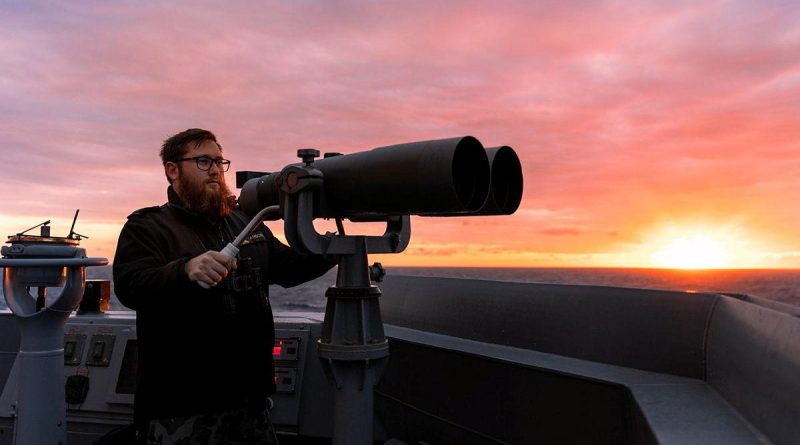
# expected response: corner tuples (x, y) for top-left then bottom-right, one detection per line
(197, 243), (240, 289)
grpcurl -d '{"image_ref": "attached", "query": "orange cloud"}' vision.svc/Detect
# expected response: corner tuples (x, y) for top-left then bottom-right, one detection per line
(1, 1), (799, 267)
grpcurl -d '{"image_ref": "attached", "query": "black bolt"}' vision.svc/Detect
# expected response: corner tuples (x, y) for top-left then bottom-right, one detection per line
(297, 148), (320, 166)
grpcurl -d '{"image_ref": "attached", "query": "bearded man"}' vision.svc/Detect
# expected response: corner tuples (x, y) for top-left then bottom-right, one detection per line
(113, 128), (335, 444)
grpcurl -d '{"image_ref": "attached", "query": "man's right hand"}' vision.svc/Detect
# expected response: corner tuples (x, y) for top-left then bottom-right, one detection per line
(185, 251), (237, 287)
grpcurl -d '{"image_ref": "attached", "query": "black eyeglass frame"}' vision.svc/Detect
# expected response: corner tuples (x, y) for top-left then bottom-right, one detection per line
(175, 156), (231, 172)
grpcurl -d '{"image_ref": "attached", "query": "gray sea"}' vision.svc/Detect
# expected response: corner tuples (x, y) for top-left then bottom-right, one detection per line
(2, 266), (799, 311)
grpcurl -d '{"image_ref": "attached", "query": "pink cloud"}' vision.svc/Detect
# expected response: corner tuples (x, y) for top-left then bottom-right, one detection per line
(1, 1), (799, 266)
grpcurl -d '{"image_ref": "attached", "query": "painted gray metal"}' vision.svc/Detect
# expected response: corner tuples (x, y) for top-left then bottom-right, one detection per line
(3, 266), (88, 444)
(0, 274), (796, 444)
(1, 234), (108, 445)
(0, 312), (19, 409)
(380, 325), (764, 444)
(379, 275), (716, 378)
(706, 297), (800, 444)
(378, 275), (797, 444)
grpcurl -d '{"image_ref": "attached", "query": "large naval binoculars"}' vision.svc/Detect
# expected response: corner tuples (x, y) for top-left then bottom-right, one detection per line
(238, 136), (523, 223)
(236, 136), (522, 445)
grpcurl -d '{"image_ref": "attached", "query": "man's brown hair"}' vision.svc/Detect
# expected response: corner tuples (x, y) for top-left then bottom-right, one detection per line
(160, 128), (222, 183)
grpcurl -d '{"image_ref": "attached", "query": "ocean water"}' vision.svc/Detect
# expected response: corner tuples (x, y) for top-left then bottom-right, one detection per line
(2, 266), (799, 311)
(268, 267), (800, 311)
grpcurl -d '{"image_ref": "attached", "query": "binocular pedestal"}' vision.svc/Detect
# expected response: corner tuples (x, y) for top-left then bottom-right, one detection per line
(243, 139), (522, 444)
(1, 239), (107, 445)
(4, 266), (87, 444)
(318, 239), (389, 445)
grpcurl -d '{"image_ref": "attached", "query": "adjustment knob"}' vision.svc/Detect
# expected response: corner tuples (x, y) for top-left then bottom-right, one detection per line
(369, 262), (386, 282)
(297, 148), (320, 166)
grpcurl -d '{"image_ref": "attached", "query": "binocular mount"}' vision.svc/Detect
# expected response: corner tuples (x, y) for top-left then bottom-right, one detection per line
(238, 136), (523, 445)
(0, 222), (107, 445)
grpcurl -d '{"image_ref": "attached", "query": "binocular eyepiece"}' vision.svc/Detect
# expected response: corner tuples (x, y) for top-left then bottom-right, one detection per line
(238, 136), (522, 219)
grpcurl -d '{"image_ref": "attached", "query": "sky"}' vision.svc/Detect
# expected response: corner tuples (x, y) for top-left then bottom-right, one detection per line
(1, 0), (799, 269)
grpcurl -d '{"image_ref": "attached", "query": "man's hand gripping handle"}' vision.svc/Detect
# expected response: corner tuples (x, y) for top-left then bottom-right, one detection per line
(195, 243), (239, 289)
(189, 205), (279, 289)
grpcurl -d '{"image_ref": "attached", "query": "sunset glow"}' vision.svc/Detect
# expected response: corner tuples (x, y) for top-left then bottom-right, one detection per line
(652, 235), (732, 270)
(1, 1), (799, 269)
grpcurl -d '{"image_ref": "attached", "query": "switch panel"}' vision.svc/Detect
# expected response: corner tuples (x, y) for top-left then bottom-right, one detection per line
(273, 338), (299, 361)
(64, 334), (87, 366)
(275, 367), (297, 393)
(65, 374), (90, 405)
(86, 334), (115, 367)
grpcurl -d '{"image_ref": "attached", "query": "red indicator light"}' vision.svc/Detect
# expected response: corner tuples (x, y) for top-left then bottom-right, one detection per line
(273, 346), (282, 356)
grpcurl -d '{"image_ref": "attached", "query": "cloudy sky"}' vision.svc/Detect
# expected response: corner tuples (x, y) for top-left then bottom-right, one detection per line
(1, 0), (799, 268)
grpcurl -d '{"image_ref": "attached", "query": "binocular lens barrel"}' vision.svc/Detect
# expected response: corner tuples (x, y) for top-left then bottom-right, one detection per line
(240, 136), (492, 218)
(421, 145), (523, 217)
(240, 171), (282, 219)
(314, 136), (489, 217)
(238, 136), (523, 219)
(483, 146), (523, 215)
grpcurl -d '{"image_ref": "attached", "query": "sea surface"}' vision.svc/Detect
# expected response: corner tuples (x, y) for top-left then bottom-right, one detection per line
(2, 266), (800, 311)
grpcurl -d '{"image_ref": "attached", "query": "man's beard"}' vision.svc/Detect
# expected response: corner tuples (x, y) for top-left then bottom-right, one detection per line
(177, 172), (236, 220)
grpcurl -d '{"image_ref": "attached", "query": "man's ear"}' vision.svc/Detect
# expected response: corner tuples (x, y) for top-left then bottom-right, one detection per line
(165, 162), (179, 184)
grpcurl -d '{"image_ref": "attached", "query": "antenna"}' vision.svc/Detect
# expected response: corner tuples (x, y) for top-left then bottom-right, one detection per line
(67, 209), (88, 240)
(18, 220), (50, 237)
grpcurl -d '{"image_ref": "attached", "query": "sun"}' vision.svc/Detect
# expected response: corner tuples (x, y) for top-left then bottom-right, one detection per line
(651, 234), (732, 269)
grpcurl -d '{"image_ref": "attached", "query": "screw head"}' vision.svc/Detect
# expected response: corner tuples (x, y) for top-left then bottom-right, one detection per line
(297, 149), (320, 165)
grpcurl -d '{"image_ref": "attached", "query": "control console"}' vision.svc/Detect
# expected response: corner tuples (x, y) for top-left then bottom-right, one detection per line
(0, 310), (333, 444)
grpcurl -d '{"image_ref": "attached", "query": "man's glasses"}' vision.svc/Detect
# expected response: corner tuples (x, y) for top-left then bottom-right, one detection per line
(175, 156), (231, 172)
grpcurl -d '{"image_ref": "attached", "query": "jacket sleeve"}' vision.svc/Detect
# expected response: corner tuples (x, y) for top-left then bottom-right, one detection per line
(264, 228), (337, 288)
(112, 217), (195, 311)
